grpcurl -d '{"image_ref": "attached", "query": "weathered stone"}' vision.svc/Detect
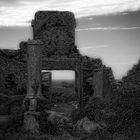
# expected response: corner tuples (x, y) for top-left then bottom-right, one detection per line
(0, 49), (27, 94)
(46, 110), (73, 134)
(32, 11), (79, 58)
(24, 111), (40, 135)
(26, 39), (43, 99)
(92, 68), (103, 98)
(22, 39), (43, 135)
(76, 117), (103, 134)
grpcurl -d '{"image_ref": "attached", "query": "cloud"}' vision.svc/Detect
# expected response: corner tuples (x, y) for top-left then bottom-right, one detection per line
(0, 0), (20, 7)
(0, 0), (140, 26)
(78, 45), (110, 50)
(76, 26), (140, 31)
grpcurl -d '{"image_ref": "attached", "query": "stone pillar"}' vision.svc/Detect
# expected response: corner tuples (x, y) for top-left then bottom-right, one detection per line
(26, 39), (43, 99)
(93, 68), (103, 98)
(23, 39), (43, 135)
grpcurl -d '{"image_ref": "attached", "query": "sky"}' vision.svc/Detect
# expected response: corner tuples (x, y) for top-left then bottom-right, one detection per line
(0, 0), (140, 80)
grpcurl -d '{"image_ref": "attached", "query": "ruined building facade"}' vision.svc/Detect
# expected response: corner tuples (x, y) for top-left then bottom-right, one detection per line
(0, 11), (117, 103)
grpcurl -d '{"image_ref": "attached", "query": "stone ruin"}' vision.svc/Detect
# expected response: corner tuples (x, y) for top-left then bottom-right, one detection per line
(82, 56), (117, 102)
(0, 10), (118, 105)
(0, 11), (118, 134)
(0, 48), (27, 95)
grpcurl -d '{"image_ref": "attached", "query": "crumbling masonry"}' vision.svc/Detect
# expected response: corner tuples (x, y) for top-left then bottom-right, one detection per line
(0, 11), (117, 113)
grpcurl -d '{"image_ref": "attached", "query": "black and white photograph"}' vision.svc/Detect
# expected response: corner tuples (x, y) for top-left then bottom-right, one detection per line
(0, 0), (139, 139)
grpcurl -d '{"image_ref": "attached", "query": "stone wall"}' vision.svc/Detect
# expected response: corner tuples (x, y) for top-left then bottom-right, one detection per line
(0, 11), (118, 102)
(82, 57), (103, 100)
(82, 56), (103, 80)
(0, 48), (27, 95)
(103, 66), (117, 101)
(82, 56), (117, 101)
(32, 11), (80, 58)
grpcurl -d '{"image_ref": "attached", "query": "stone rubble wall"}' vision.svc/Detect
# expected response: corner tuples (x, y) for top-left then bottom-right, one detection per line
(0, 48), (27, 95)
(82, 56), (117, 101)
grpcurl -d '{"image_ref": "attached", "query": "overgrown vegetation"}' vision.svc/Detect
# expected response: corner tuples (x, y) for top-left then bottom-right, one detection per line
(0, 60), (140, 139)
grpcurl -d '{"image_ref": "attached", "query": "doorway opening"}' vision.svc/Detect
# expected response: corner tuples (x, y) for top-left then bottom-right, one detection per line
(42, 70), (77, 115)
